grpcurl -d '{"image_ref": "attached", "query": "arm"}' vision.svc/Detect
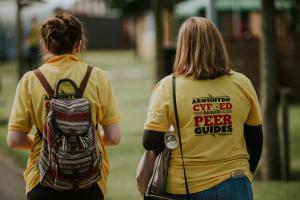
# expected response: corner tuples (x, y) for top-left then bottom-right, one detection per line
(101, 123), (121, 146)
(143, 130), (164, 154)
(244, 124), (263, 173)
(7, 130), (34, 150)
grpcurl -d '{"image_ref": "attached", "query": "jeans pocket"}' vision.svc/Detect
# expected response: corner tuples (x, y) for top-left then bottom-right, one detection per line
(224, 176), (253, 200)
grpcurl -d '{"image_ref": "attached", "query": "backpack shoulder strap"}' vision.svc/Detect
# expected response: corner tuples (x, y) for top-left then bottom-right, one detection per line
(79, 65), (93, 98)
(33, 69), (54, 99)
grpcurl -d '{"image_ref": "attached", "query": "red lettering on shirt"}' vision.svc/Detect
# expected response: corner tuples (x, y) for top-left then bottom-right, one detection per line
(194, 115), (232, 126)
(213, 115), (223, 125)
(204, 115), (214, 126)
(219, 103), (232, 110)
(223, 115), (232, 125)
(194, 116), (203, 126)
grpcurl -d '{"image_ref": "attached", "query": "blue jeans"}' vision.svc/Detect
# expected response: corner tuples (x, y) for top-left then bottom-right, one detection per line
(168, 175), (253, 200)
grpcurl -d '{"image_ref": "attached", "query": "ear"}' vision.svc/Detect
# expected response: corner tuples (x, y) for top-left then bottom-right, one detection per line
(75, 40), (82, 53)
(40, 40), (53, 61)
(40, 40), (52, 55)
(40, 40), (49, 54)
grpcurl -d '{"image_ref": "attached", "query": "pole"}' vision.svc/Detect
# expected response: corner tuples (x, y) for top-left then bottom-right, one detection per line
(232, 0), (241, 38)
(280, 87), (292, 181)
(16, 0), (26, 80)
(260, 0), (281, 180)
(152, 0), (165, 82)
(206, 0), (217, 26)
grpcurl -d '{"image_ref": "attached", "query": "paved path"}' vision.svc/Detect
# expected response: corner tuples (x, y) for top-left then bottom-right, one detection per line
(0, 152), (26, 200)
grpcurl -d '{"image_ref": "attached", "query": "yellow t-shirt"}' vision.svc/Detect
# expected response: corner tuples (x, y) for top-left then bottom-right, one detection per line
(8, 54), (121, 194)
(144, 71), (262, 194)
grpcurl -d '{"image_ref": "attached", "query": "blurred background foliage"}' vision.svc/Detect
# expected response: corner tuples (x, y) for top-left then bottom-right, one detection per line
(0, 0), (300, 199)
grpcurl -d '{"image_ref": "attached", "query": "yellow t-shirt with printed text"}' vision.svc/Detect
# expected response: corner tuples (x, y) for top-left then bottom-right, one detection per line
(8, 54), (121, 194)
(144, 71), (262, 194)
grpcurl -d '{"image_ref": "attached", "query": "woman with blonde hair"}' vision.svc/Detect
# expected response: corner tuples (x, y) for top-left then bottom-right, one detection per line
(142, 17), (263, 200)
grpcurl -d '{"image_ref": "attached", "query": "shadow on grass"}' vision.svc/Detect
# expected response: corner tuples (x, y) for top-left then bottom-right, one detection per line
(0, 120), (8, 125)
(291, 169), (300, 180)
(252, 167), (300, 181)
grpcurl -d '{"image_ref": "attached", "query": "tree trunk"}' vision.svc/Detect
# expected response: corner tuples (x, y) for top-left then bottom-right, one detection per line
(260, 0), (281, 180)
(16, 0), (26, 80)
(293, 0), (300, 71)
(131, 15), (138, 57)
(152, 0), (166, 83)
(163, 9), (175, 44)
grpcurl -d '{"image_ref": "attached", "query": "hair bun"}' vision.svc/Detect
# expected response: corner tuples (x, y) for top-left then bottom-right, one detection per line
(46, 17), (67, 39)
(41, 12), (85, 55)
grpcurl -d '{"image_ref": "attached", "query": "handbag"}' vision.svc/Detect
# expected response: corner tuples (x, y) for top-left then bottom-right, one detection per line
(136, 148), (172, 199)
(136, 148), (170, 195)
(136, 75), (191, 200)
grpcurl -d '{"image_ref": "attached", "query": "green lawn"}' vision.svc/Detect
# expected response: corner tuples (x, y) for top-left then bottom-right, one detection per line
(0, 50), (299, 200)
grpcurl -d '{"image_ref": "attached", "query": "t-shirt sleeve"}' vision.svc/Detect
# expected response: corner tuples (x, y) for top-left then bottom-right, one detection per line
(245, 79), (262, 126)
(144, 79), (171, 132)
(98, 73), (121, 125)
(8, 73), (33, 133)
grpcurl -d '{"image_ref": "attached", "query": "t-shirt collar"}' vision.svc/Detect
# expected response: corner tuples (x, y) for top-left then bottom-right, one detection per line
(46, 54), (80, 65)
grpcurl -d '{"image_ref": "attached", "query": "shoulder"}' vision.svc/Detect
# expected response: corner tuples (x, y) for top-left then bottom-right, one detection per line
(154, 74), (173, 89)
(88, 66), (113, 91)
(90, 66), (109, 80)
(90, 66), (107, 75)
(150, 75), (173, 100)
(18, 70), (36, 85)
(229, 70), (253, 86)
(14, 71), (39, 96)
(230, 70), (251, 81)
(229, 70), (258, 98)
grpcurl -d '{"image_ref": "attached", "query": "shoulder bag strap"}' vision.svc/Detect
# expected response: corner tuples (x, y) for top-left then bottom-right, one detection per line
(172, 74), (191, 199)
(79, 65), (93, 98)
(33, 69), (54, 99)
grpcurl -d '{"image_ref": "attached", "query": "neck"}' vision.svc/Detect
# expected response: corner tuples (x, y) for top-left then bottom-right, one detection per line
(42, 52), (78, 62)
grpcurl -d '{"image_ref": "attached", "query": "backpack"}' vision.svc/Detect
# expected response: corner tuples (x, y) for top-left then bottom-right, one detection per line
(33, 66), (101, 191)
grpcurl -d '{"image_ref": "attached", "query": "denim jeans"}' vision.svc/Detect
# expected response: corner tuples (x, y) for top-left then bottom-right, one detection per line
(167, 175), (253, 200)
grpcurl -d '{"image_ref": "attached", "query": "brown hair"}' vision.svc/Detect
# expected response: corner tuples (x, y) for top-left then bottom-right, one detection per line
(41, 12), (86, 55)
(173, 17), (231, 80)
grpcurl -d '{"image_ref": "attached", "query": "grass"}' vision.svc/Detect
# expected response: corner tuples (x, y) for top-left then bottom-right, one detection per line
(0, 61), (18, 121)
(0, 61), (28, 167)
(252, 105), (300, 200)
(0, 50), (300, 200)
(254, 181), (300, 200)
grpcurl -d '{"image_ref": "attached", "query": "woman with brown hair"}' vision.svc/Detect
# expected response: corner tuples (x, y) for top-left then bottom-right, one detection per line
(7, 12), (121, 200)
(143, 17), (263, 200)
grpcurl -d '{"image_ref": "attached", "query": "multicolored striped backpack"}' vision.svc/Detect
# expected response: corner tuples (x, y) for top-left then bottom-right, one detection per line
(33, 66), (101, 191)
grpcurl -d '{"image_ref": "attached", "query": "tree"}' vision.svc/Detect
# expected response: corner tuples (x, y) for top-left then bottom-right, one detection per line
(152, 0), (184, 82)
(16, 0), (26, 80)
(152, 0), (183, 82)
(292, 0), (300, 69)
(105, 0), (150, 53)
(16, 0), (43, 80)
(106, 0), (184, 82)
(296, 4), (300, 77)
(152, 0), (165, 82)
(260, 0), (281, 180)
